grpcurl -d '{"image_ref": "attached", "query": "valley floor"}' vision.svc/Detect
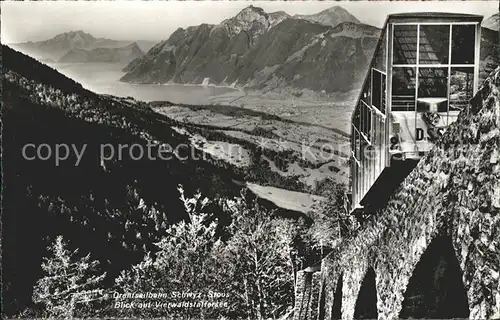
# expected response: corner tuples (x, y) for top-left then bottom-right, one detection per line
(206, 87), (357, 134)
(152, 87), (356, 209)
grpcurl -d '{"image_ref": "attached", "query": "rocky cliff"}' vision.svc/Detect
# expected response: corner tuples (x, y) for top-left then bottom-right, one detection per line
(294, 67), (500, 319)
(120, 5), (380, 93)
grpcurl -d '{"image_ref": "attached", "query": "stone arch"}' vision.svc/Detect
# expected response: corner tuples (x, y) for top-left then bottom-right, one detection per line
(354, 267), (378, 319)
(399, 235), (470, 318)
(331, 273), (343, 320)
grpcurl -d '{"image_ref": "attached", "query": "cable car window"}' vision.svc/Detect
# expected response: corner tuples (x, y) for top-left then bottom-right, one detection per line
(452, 25), (475, 64)
(374, 29), (387, 71)
(362, 104), (366, 137)
(361, 102), (372, 140)
(417, 68), (448, 112)
(419, 25), (450, 64)
(353, 105), (361, 131)
(362, 73), (372, 105)
(365, 104), (372, 140)
(381, 75), (386, 114)
(392, 67), (416, 111)
(450, 67), (474, 111)
(393, 25), (418, 65)
(372, 69), (386, 114)
(354, 128), (361, 160)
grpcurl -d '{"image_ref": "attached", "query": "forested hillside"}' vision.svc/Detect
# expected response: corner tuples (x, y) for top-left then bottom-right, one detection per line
(1, 45), (242, 315)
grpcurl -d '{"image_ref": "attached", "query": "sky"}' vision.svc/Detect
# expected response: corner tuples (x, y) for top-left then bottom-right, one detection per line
(1, 0), (498, 44)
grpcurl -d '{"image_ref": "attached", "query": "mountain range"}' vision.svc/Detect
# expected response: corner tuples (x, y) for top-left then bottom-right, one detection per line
(9, 30), (156, 63)
(59, 42), (145, 64)
(8, 6), (499, 93)
(120, 5), (381, 93)
(293, 6), (360, 26)
(121, 6), (499, 93)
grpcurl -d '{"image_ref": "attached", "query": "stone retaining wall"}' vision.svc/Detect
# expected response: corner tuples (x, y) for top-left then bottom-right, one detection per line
(294, 68), (500, 320)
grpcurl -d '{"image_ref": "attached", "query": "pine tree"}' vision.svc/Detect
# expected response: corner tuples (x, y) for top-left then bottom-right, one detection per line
(309, 181), (359, 251)
(115, 186), (221, 318)
(114, 188), (303, 319)
(32, 235), (107, 318)
(220, 198), (297, 319)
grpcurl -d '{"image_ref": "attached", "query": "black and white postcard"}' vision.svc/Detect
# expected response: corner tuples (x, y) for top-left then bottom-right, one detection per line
(1, 1), (499, 319)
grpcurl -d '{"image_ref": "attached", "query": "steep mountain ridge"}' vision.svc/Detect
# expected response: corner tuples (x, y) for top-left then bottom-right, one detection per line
(49, 30), (97, 48)
(482, 12), (499, 31)
(218, 5), (289, 41)
(329, 21), (381, 38)
(227, 18), (375, 92)
(120, 5), (380, 92)
(10, 30), (151, 62)
(269, 11), (292, 26)
(59, 42), (144, 64)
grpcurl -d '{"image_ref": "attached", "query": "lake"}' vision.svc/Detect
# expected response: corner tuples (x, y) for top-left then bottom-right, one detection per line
(47, 62), (237, 104)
